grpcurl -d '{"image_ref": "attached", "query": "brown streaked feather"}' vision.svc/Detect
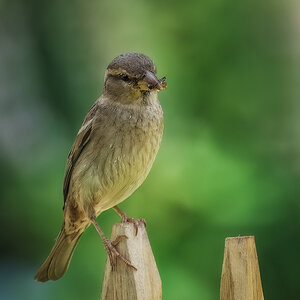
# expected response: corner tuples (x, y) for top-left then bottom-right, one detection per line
(63, 102), (99, 206)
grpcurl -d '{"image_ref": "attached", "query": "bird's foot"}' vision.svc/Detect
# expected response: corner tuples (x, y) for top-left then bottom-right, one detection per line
(112, 206), (146, 235)
(121, 215), (146, 235)
(103, 235), (137, 271)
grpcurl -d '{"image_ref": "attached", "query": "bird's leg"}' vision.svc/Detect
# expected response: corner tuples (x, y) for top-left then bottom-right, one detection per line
(90, 217), (136, 271)
(113, 206), (146, 235)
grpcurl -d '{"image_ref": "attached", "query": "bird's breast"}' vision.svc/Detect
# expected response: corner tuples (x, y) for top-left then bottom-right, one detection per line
(90, 101), (163, 212)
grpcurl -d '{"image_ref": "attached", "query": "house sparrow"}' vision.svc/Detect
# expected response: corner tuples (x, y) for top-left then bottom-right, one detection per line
(34, 53), (166, 282)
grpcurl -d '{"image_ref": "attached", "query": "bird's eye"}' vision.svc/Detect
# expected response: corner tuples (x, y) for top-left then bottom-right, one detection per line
(120, 74), (130, 82)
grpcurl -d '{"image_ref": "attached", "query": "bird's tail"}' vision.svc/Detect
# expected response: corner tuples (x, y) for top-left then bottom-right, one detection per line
(34, 226), (82, 282)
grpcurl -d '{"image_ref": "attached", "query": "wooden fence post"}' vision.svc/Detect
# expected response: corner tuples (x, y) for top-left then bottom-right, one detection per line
(220, 236), (264, 300)
(100, 222), (162, 300)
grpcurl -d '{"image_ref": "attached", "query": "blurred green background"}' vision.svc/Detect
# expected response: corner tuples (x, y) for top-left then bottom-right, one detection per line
(1, 0), (300, 299)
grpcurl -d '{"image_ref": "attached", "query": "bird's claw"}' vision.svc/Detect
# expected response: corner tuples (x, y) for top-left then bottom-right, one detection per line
(111, 235), (127, 247)
(104, 236), (136, 271)
(121, 215), (146, 235)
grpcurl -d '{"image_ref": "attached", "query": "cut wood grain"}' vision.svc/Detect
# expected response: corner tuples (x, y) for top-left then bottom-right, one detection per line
(100, 222), (162, 300)
(220, 236), (264, 300)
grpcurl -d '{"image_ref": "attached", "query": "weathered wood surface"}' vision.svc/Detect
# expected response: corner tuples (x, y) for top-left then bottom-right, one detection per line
(220, 236), (264, 300)
(100, 222), (162, 300)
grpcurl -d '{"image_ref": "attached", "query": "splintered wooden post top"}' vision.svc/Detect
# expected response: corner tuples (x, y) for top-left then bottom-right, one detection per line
(220, 236), (264, 300)
(100, 222), (162, 300)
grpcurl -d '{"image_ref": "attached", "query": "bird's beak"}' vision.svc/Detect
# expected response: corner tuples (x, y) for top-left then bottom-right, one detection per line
(140, 71), (167, 91)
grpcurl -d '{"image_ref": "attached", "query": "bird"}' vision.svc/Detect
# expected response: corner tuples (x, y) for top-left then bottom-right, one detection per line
(34, 52), (167, 282)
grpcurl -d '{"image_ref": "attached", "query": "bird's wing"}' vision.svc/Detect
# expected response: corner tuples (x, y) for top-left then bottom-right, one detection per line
(63, 101), (98, 207)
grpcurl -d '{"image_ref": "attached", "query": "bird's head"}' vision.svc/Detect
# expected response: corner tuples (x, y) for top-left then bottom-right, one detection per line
(104, 52), (166, 104)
